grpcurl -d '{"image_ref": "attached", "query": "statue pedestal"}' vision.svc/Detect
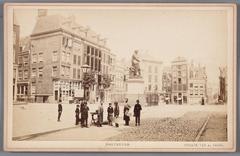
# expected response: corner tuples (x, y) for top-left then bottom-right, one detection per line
(126, 78), (146, 105)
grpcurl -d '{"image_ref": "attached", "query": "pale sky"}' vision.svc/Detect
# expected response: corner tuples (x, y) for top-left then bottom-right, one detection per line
(14, 8), (228, 87)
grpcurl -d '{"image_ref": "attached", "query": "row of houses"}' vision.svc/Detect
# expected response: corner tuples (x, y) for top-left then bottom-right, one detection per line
(162, 57), (208, 104)
(13, 10), (117, 104)
(13, 10), (211, 105)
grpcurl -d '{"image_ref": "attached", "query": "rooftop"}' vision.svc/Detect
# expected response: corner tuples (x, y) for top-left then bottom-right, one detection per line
(31, 14), (108, 47)
(172, 56), (187, 63)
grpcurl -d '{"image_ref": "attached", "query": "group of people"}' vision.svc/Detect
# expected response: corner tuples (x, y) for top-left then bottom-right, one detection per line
(57, 99), (142, 128)
(75, 101), (90, 127)
(123, 99), (142, 126)
(58, 101), (90, 128)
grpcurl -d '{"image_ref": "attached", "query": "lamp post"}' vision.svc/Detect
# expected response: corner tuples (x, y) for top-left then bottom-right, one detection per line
(81, 63), (91, 101)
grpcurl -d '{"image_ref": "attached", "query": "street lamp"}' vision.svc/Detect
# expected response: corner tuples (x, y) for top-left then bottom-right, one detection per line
(81, 63), (91, 101)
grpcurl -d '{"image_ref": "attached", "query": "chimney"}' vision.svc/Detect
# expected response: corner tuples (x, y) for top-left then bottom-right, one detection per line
(38, 9), (48, 18)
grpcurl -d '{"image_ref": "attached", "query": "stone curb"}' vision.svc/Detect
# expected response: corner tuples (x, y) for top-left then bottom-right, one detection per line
(13, 126), (78, 141)
(194, 115), (210, 141)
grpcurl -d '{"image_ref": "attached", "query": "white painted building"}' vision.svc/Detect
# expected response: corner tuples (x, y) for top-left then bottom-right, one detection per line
(188, 62), (207, 104)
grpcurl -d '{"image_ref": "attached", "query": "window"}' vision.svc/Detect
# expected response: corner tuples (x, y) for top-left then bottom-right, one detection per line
(18, 56), (23, 64)
(61, 66), (65, 76)
(91, 57), (94, 70)
(21, 86), (24, 94)
(62, 36), (67, 46)
(52, 51), (58, 62)
(87, 56), (90, 65)
(108, 55), (111, 64)
(65, 67), (70, 77)
(103, 53), (106, 63)
(155, 75), (158, 82)
(73, 68), (76, 79)
(148, 84), (151, 91)
(95, 58), (98, 70)
(32, 82), (36, 94)
(178, 71), (181, 76)
(17, 85), (20, 94)
(183, 84), (187, 91)
(173, 85), (177, 91)
(190, 83), (193, 88)
(67, 38), (73, 47)
(98, 60), (101, 72)
(178, 85), (182, 91)
(87, 46), (90, 54)
(95, 49), (98, 56)
(155, 85), (158, 91)
(91, 47), (94, 55)
(23, 56), (28, 66)
(77, 69), (80, 79)
(18, 70), (22, 80)
(178, 78), (182, 84)
(32, 54), (37, 63)
(200, 85), (203, 88)
(190, 90), (193, 95)
(148, 75), (152, 83)
(25, 86), (28, 95)
(39, 53), (43, 62)
(194, 86), (198, 88)
(38, 67), (43, 78)
(73, 55), (77, 64)
(195, 90), (198, 95)
(183, 96), (187, 103)
(52, 66), (57, 77)
(62, 51), (66, 62)
(32, 68), (36, 77)
(78, 56), (81, 65)
(148, 66), (152, 73)
(190, 71), (193, 78)
(102, 65), (105, 74)
(24, 70), (28, 79)
(66, 53), (70, 63)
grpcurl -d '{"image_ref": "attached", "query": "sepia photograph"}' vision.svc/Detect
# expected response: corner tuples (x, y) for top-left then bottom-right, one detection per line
(4, 3), (236, 152)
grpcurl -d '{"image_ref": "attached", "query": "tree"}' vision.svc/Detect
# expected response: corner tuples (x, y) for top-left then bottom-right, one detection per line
(101, 74), (112, 89)
(99, 74), (112, 102)
(82, 72), (96, 89)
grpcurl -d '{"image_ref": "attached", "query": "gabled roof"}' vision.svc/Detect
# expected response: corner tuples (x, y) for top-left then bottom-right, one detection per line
(172, 56), (187, 63)
(20, 37), (31, 52)
(32, 15), (63, 35)
(31, 14), (108, 48)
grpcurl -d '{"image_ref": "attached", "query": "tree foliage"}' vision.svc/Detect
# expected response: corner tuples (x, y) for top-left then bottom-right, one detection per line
(101, 74), (112, 89)
(82, 72), (96, 88)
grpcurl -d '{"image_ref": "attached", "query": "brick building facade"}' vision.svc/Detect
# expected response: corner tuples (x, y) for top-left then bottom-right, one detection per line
(29, 11), (115, 103)
(171, 57), (188, 104)
(188, 62), (207, 104)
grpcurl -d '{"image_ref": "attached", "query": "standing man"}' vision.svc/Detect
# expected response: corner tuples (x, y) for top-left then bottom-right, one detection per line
(57, 101), (63, 122)
(107, 103), (114, 126)
(201, 97), (205, 105)
(123, 99), (131, 126)
(134, 99), (142, 126)
(80, 101), (84, 126)
(75, 105), (80, 125)
(83, 102), (89, 128)
(82, 102), (89, 128)
(114, 101), (120, 118)
(97, 102), (104, 127)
